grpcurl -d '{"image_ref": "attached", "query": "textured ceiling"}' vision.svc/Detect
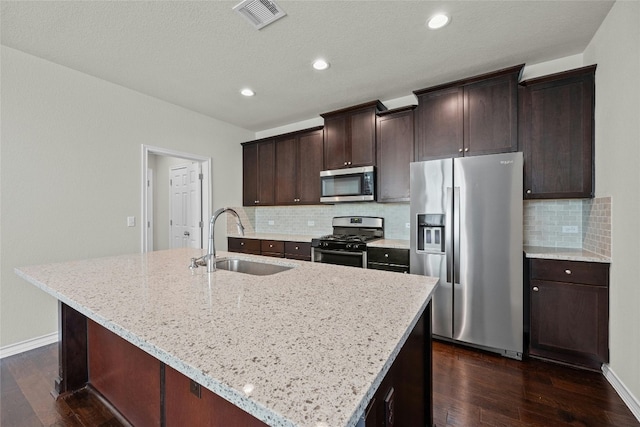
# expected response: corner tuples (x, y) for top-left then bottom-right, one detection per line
(1, 1), (614, 132)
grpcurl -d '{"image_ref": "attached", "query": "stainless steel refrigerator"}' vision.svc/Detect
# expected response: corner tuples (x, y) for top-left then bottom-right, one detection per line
(410, 152), (523, 359)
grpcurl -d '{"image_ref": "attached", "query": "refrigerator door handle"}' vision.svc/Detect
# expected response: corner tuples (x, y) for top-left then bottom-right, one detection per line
(454, 187), (461, 283)
(445, 187), (453, 284)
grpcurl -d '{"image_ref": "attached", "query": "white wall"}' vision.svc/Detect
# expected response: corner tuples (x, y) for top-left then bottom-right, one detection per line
(0, 46), (253, 348)
(584, 0), (640, 407)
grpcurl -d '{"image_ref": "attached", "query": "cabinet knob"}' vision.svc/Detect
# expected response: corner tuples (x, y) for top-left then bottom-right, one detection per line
(344, 161), (348, 165)
(254, 200), (259, 204)
(464, 148), (469, 152)
(526, 190), (532, 194)
(532, 286), (539, 292)
(348, 161), (352, 165)
(565, 269), (572, 275)
(240, 242), (244, 246)
(295, 246), (299, 250)
(269, 244), (273, 248)
(458, 148), (463, 153)
(385, 253), (389, 258)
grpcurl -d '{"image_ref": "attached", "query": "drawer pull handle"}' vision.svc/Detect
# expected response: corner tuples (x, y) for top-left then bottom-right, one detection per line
(532, 286), (539, 292)
(385, 253), (389, 258)
(295, 246), (299, 250)
(565, 269), (572, 275)
(526, 190), (532, 194)
(270, 244), (273, 248)
(240, 242), (244, 246)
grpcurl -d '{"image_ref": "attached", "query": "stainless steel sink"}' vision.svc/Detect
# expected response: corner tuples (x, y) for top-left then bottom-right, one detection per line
(214, 258), (294, 276)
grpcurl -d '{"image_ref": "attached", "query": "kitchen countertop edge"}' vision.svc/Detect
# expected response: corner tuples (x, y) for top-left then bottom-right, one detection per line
(524, 246), (611, 263)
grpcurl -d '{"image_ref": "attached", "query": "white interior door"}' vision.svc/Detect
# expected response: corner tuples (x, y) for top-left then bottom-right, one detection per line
(170, 162), (202, 249)
(147, 168), (154, 251)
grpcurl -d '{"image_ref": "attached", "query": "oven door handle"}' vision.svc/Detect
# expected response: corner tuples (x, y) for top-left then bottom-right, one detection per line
(314, 249), (365, 257)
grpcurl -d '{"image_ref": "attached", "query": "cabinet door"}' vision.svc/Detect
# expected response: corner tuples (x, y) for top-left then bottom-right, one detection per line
(274, 136), (297, 205)
(530, 279), (608, 369)
(464, 73), (518, 156)
(297, 129), (324, 204)
(257, 140), (275, 205)
(324, 115), (348, 170)
(242, 144), (258, 206)
(415, 87), (464, 160)
(349, 108), (376, 167)
(521, 66), (595, 199)
(376, 108), (414, 202)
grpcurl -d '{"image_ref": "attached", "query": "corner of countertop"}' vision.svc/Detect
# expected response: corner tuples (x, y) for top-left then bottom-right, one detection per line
(524, 246), (611, 263)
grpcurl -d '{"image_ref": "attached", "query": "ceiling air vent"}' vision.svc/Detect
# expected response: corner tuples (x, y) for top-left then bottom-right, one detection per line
(233, 0), (287, 30)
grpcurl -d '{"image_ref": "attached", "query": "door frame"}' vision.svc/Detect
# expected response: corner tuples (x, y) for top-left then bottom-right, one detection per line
(141, 145), (211, 253)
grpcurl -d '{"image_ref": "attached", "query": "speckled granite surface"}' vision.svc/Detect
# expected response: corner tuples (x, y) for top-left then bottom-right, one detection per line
(524, 246), (611, 263)
(368, 239), (410, 250)
(15, 248), (437, 427)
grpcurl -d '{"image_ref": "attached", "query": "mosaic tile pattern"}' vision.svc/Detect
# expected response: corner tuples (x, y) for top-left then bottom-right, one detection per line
(228, 203), (410, 240)
(583, 197), (612, 258)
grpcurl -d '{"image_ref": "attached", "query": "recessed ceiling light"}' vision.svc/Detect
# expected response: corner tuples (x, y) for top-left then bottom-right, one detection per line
(312, 59), (330, 71)
(240, 88), (255, 97)
(427, 14), (450, 30)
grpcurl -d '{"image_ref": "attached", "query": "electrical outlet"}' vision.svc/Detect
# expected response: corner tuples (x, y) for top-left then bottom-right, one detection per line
(308, 220), (315, 227)
(562, 225), (579, 234)
(127, 216), (135, 227)
(405, 222), (410, 229)
(268, 220), (275, 226)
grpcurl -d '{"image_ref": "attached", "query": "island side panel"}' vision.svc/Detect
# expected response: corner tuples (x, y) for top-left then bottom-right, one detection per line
(88, 320), (161, 427)
(366, 301), (433, 427)
(164, 365), (269, 427)
(55, 301), (88, 396)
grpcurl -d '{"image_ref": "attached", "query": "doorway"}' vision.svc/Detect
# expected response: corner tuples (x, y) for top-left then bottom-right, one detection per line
(141, 145), (211, 253)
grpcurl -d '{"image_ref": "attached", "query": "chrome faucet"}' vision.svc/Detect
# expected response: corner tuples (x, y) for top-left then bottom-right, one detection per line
(206, 207), (245, 272)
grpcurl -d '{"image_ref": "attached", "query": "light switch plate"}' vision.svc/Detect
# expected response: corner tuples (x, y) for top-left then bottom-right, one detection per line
(308, 220), (315, 227)
(268, 220), (275, 225)
(127, 216), (135, 227)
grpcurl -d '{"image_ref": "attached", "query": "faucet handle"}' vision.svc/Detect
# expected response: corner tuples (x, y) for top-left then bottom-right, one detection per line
(189, 258), (199, 269)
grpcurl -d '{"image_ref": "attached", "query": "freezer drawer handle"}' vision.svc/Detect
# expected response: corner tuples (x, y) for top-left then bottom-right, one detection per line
(565, 269), (572, 275)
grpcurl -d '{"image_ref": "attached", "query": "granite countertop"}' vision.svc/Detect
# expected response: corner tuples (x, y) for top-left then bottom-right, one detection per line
(368, 239), (410, 250)
(524, 246), (611, 263)
(15, 248), (438, 427)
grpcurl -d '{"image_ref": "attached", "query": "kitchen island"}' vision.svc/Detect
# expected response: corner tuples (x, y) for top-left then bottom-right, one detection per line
(15, 248), (438, 427)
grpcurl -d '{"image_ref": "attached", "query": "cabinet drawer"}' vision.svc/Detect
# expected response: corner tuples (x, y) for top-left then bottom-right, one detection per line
(530, 259), (609, 287)
(228, 237), (261, 254)
(368, 262), (409, 274)
(260, 240), (284, 256)
(284, 242), (311, 260)
(367, 247), (409, 265)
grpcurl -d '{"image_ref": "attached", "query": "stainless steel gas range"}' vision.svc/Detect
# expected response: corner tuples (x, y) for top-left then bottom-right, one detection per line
(311, 216), (384, 268)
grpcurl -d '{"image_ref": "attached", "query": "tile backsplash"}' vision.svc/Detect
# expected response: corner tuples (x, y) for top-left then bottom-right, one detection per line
(228, 197), (612, 258)
(228, 203), (411, 240)
(524, 197), (611, 257)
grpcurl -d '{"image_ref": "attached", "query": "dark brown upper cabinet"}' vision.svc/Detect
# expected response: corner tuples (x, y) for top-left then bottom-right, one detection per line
(242, 139), (275, 206)
(321, 100), (387, 170)
(274, 127), (324, 205)
(414, 64), (523, 161)
(376, 106), (416, 203)
(519, 65), (596, 199)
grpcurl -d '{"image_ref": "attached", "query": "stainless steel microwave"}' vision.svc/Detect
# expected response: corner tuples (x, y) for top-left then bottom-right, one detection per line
(320, 166), (375, 203)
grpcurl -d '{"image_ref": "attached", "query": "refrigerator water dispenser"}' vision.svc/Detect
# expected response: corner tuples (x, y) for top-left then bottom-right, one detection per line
(417, 214), (445, 253)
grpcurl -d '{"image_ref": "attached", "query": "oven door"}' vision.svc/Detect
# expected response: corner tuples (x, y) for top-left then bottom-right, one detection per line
(312, 248), (366, 268)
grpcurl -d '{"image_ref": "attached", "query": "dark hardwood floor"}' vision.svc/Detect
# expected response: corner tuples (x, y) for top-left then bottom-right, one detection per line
(1, 341), (638, 426)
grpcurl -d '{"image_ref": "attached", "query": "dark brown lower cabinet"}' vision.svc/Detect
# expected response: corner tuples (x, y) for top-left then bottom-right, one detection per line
(229, 237), (311, 261)
(529, 259), (609, 370)
(227, 237), (261, 255)
(367, 247), (410, 274)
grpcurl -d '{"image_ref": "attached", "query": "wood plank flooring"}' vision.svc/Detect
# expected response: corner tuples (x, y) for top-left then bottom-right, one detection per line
(1, 341), (638, 426)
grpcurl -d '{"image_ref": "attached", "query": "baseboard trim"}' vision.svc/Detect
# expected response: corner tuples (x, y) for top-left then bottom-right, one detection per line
(0, 332), (58, 359)
(602, 363), (640, 422)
